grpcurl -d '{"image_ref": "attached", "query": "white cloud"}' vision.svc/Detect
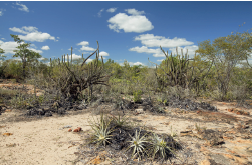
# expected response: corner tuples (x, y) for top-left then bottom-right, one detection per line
(79, 46), (96, 51)
(129, 46), (165, 57)
(134, 34), (194, 48)
(0, 40), (19, 54)
(9, 26), (56, 42)
(41, 45), (50, 50)
(125, 9), (145, 16)
(99, 51), (109, 56)
(119, 61), (145, 66)
(130, 62), (144, 66)
(57, 37), (60, 39)
(29, 48), (43, 54)
(0, 40), (43, 55)
(97, 8), (104, 17)
(15, 2), (29, 12)
(157, 59), (165, 62)
(0, 9), (5, 16)
(106, 8), (117, 13)
(107, 13), (154, 33)
(168, 45), (199, 58)
(1, 38), (5, 40)
(77, 41), (96, 51)
(77, 41), (89, 46)
(69, 53), (82, 60)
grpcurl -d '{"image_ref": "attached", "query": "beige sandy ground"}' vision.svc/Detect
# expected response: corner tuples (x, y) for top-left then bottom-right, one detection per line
(0, 100), (252, 165)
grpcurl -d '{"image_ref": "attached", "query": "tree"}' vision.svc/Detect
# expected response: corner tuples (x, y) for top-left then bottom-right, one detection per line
(0, 46), (6, 61)
(11, 34), (42, 78)
(196, 30), (252, 100)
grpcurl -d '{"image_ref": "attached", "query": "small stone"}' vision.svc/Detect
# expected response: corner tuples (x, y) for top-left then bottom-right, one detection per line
(242, 125), (249, 129)
(68, 129), (72, 132)
(135, 109), (144, 114)
(45, 112), (52, 117)
(73, 128), (79, 132)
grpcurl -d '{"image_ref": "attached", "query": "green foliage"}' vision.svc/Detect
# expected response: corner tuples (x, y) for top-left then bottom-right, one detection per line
(126, 129), (149, 159)
(10, 34), (42, 78)
(133, 90), (142, 103)
(88, 113), (114, 148)
(0, 46), (6, 61)
(148, 133), (179, 160)
(196, 28), (252, 100)
(3, 60), (23, 79)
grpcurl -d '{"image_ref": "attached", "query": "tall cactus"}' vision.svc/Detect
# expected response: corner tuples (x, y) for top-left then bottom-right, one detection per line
(54, 41), (109, 100)
(149, 46), (213, 92)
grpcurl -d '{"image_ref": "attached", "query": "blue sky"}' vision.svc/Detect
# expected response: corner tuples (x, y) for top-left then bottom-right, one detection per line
(0, 1), (251, 66)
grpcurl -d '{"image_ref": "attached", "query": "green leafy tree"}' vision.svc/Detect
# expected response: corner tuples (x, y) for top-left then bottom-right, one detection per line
(0, 47), (6, 61)
(196, 29), (252, 100)
(11, 34), (42, 78)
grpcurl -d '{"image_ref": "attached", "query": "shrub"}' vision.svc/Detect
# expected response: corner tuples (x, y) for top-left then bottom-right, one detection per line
(133, 90), (142, 103)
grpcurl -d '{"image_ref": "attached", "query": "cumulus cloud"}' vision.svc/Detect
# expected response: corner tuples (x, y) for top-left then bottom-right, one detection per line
(125, 9), (145, 15)
(0, 40), (43, 55)
(119, 61), (145, 66)
(1, 38), (5, 40)
(77, 41), (96, 51)
(97, 9), (104, 17)
(77, 41), (89, 46)
(134, 34), (194, 48)
(106, 8), (117, 13)
(130, 34), (199, 58)
(15, 2), (29, 12)
(29, 48), (43, 54)
(0, 40), (19, 54)
(107, 13), (154, 33)
(157, 59), (165, 62)
(41, 45), (50, 50)
(99, 51), (109, 56)
(129, 46), (165, 57)
(9, 26), (56, 42)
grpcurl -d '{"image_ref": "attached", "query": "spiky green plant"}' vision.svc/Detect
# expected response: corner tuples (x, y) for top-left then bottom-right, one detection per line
(149, 133), (179, 160)
(126, 128), (149, 159)
(88, 113), (114, 148)
(111, 113), (131, 128)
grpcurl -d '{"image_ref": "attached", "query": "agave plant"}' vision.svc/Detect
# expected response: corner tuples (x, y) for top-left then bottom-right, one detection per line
(111, 113), (131, 128)
(126, 128), (149, 159)
(149, 133), (178, 160)
(88, 113), (114, 148)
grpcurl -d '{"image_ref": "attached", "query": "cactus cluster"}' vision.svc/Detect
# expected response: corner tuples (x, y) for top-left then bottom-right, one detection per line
(50, 41), (109, 100)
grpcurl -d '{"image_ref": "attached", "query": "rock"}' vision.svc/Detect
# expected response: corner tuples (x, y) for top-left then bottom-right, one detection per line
(87, 151), (106, 165)
(73, 127), (81, 132)
(209, 154), (231, 165)
(3, 133), (13, 136)
(242, 125), (249, 129)
(45, 112), (52, 117)
(57, 107), (65, 114)
(180, 130), (193, 137)
(135, 109), (144, 114)
(68, 129), (72, 132)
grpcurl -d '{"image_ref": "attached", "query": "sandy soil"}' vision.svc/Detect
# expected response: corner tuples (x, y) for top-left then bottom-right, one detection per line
(1, 100), (252, 165)
(1, 82), (252, 164)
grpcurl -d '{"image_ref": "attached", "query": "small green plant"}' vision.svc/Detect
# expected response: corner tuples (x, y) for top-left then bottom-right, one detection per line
(149, 133), (179, 160)
(111, 113), (131, 128)
(170, 125), (177, 138)
(133, 90), (142, 103)
(126, 128), (149, 159)
(195, 123), (207, 133)
(10, 93), (30, 108)
(88, 113), (114, 148)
